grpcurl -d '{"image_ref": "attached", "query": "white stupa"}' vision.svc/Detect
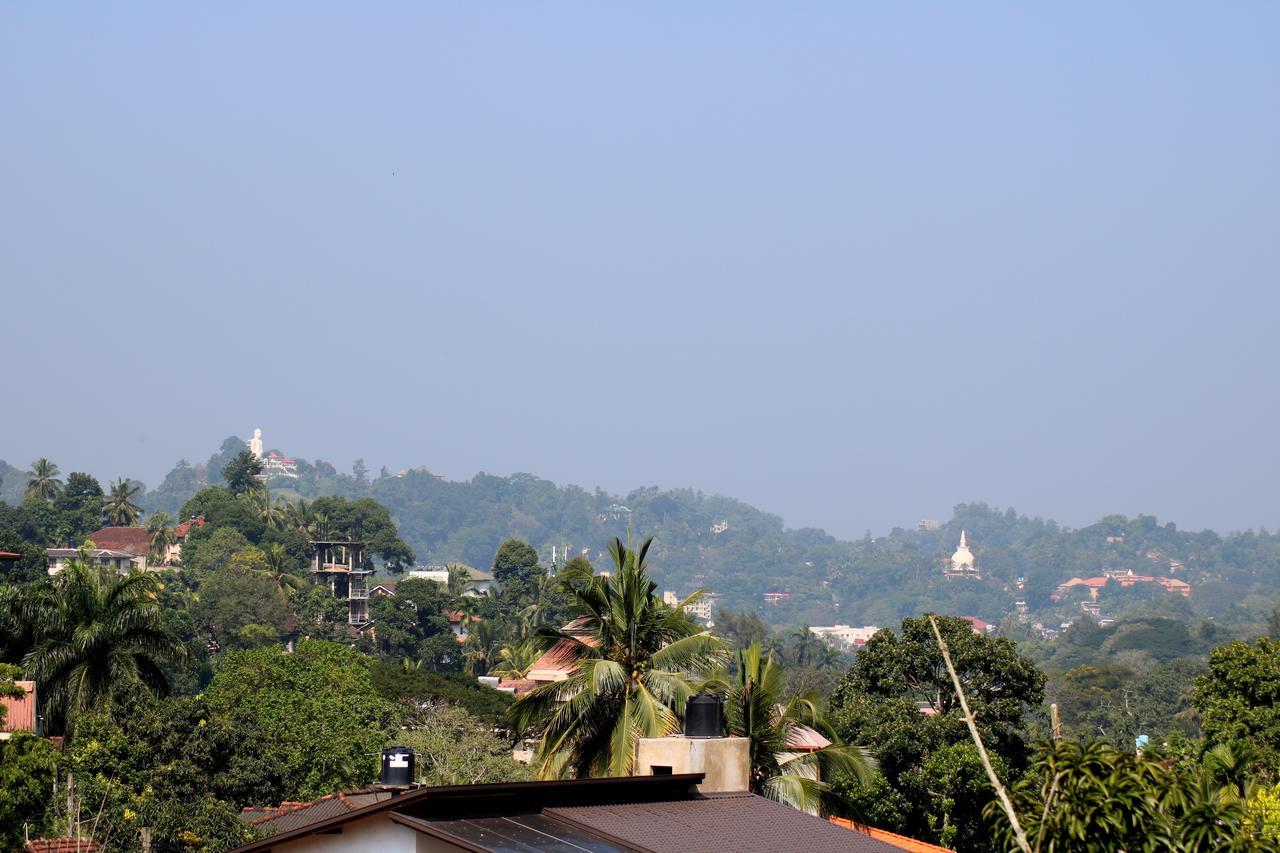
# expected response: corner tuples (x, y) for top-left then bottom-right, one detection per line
(946, 530), (979, 577)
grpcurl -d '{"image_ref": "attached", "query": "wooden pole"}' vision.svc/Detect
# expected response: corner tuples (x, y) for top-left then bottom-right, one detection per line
(928, 615), (1032, 853)
(1050, 703), (1061, 743)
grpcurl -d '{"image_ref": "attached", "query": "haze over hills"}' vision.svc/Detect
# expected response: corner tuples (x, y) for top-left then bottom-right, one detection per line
(5, 438), (1280, 633)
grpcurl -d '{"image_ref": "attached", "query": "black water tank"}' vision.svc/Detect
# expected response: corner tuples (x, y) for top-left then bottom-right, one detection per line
(684, 693), (724, 738)
(380, 746), (415, 787)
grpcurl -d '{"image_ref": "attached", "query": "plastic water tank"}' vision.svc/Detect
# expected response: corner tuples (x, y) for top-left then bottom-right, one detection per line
(684, 693), (724, 738)
(380, 746), (415, 787)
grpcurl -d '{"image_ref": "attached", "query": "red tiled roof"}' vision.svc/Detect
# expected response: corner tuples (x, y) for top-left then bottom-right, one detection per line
(0, 551), (21, 559)
(829, 817), (953, 852)
(25, 840), (101, 853)
(497, 678), (539, 695)
(1, 681), (36, 733)
(85, 527), (150, 556)
(528, 617), (599, 677)
(174, 514), (206, 535)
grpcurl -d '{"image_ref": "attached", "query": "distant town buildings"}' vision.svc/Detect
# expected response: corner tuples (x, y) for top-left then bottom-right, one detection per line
(809, 624), (880, 650)
(1052, 570), (1191, 602)
(261, 451), (299, 479)
(763, 591), (790, 604)
(662, 589), (716, 621)
(944, 530), (981, 578)
(917, 518), (942, 531)
(709, 520), (730, 535)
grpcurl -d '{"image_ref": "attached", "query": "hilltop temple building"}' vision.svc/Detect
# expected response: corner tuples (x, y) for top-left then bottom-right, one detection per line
(945, 530), (981, 578)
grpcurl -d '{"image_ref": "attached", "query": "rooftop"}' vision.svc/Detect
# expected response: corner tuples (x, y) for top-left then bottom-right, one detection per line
(84, 527), (151, 556)
(233, 774), (904, 853)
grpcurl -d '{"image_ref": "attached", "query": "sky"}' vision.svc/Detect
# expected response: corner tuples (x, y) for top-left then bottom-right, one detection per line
(3, 4), (1278, 539)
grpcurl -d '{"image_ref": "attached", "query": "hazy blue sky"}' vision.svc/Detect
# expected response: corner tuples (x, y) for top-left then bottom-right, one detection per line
(3, 4), (1278, 538)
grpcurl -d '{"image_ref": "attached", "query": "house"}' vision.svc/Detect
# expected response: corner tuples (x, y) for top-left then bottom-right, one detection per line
(233, 770), (906, 853)
(45, 548), (141, 576)
(169, 514), (207, 565)
(82, 526), (153, 570)
(763, 591), (790, 604)
(0, 680), (39, 738)
(960, 616), (994, 635)
(810, 625), (880, 650)
(408, 565), (500, 597)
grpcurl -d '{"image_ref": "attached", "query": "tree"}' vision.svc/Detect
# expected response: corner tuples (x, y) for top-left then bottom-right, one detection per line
(990, 740), (1254, 852)
(203, 640), (398, 799)
(509, 536), (725, 778)
(493, 538), (544, 603)
(104, 477), (143, 526)
(223, 450), (264, 496)
(24, 458), (62, 500)
(492, 638), (540, 680)
(22, 555), (187, 731)
(393, 705), (532, 786)
(720, 642), (873, 813)
(194, 556), (291, 650)
(58, 472), (104, 510)
(1194, 637), (1280, 773)
(0, 733), (59, 850)
(827, 615), (1045, 850)
(147, 511), (176, 565)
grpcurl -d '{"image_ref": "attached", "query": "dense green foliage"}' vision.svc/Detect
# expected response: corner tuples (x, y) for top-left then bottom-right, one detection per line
(202, 641), (398, 800)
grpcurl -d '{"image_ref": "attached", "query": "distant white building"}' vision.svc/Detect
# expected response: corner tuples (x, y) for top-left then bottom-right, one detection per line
(46, 548), (141, 576)
(809, 625), (880, 650)
(408, 565), (500, 597)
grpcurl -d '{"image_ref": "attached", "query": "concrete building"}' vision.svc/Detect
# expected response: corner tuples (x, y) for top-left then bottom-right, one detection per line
(809, 624), (880, 650)
(407, 565), (500, 597)
(46, 548), (141, 576)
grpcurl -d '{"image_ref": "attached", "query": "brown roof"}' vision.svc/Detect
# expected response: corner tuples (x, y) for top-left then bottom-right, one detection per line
(242, 790), (394, 833)
(830, 817), (954, 852)
(547, 792), (902, 853)
(497, 678), (539, 695)
(174, 515), (206, 538)
(0, 551), (21, 559)
(85, 527), (150, 556)
(25, 841), (100, 853)
(1, 681), (36, 733)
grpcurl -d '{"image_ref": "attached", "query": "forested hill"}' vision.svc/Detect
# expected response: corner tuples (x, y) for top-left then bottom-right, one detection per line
(6, 438), (1280, 630)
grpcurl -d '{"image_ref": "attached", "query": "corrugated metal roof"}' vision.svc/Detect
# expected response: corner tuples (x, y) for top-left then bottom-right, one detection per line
(243, 790), (394, 833)
(545, 793), (904, 853)
(1, 681), (36, 734)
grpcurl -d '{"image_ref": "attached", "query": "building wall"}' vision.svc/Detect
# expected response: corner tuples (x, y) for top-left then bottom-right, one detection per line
(264, 814), (463, 853)
(634, 736), (750, 794)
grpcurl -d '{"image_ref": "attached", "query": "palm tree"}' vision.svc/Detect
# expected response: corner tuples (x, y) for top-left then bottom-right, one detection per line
(509, 536), (725, 778)
(281, 497), (315, 534)
(464, 619), (506, 677)
(103, 478), (142, 526)
(24, 458), (62, 501)
(491, 638), (540, 680)
(259, 543), (307, 595)
(146, 512), (176, 566)
(721, 642), (874, 813)
(447, 564), (470, 597)
(22, 553), (187, 730)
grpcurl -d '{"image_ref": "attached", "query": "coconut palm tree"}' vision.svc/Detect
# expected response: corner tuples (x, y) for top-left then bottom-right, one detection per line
(464, 619), (506, 677)
(24, 458), (62, 501)
(103, 478), (142, 526)
(447, 564), (470, 597)
(491, 638), (540, 680)
(146, 512), (176, 566)
(721, 642), (874, 813)
(259, 542), (307, 594)
(22, 552), (187, 730)
(509, 536), (726, 778)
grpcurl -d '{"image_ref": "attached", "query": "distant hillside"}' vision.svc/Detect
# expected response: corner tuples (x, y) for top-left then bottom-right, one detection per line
(9, 438), (1280, 631)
